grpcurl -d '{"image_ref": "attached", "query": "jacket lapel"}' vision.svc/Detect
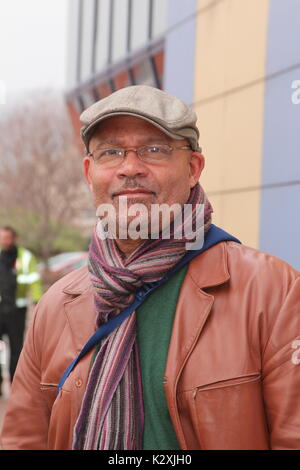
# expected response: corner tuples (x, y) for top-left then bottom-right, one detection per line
(62, 267), (97, 353)
(164, 241), (231, 448)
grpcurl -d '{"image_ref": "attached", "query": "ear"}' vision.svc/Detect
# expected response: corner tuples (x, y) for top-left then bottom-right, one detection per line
(189, 152), (205, 188)
(83, 156), (93, 192)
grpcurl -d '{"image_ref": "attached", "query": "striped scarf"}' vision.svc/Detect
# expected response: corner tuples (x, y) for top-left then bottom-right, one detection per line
(72, 183), (213, 450)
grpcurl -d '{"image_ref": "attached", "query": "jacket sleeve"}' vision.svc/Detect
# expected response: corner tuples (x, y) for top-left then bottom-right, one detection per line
(262, 276), (300, 449)
(0, 304), (50, 450)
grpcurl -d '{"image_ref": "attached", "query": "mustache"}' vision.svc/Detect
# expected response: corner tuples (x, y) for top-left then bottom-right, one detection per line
(112, 179), (156, 196)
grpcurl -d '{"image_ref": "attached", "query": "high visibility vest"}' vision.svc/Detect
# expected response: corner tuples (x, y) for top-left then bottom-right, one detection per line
(15, 247), (43, 307)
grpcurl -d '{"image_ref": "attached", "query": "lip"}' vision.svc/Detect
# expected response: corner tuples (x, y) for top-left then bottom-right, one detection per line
(114, 189), (155, 197)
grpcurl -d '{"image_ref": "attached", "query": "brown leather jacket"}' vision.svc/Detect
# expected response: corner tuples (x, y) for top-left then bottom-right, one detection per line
(1, 241), (300, 450)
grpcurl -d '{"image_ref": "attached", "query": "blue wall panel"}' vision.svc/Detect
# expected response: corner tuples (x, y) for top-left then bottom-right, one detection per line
(260, 186), (300, 269)
(262, 69), (300, 185)
(263, 0), (300, 76)
(260, 0), (300, 270)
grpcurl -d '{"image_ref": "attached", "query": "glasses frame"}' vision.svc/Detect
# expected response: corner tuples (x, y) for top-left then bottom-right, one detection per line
(87, 143), (197, 165)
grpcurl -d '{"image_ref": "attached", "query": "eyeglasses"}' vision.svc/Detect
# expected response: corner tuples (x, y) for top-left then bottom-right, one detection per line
(88, 143), (193, 167)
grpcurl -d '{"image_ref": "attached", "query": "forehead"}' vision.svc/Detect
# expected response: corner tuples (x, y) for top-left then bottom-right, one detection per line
(89, 115), (171, 145)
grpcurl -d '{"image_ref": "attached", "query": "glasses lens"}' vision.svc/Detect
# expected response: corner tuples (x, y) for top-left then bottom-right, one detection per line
(140, 144), (171, 160)
(94, 148), (123, 165)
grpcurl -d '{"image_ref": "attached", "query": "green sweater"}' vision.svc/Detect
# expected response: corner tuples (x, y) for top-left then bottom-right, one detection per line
(136, 264), (188, 450)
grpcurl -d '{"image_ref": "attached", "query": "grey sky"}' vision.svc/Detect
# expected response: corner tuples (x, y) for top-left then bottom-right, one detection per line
(0, 0), (69, 104)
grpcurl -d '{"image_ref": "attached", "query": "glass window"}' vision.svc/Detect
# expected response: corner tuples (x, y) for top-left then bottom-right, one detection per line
(95, 0), (111, 71)
(81, 90), (96, 108)
(130, 0), (150, 51)
(152, 0), (168, 38)
(80, 0), (96, 81)
(112, 0), (129, 63)
(152, 50), (164, 87)
(75, 96), (85, 113)
(132, 59), (156, 87)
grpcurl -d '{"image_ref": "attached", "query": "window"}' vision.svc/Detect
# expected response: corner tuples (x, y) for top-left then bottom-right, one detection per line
(132, 59), (156, 87)
(81, 89), (96, 108)
(152, 0), (168, 38)
(130, 0), (151, 51)
(80, 0), (96, 80)
(112, 0), (129, 63)
(95, 0), (111, 71)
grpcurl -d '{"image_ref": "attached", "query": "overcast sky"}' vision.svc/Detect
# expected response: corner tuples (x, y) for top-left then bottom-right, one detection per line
(0, 0), (69, 107)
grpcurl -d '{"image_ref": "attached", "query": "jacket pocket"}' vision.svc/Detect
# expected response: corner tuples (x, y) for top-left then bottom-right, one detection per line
(40, 383), (58, 391)
(39, 383), (59, 413)
(39, 383), (74, 449)
(192, 372), (261, 395)
(188, 372), (270, 449)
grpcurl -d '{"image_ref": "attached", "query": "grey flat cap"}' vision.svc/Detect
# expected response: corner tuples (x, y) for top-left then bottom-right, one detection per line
(80, 85), (201, 153)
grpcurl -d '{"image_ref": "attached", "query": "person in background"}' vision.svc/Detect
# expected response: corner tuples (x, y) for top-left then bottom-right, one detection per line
(0, 226), (42, 395)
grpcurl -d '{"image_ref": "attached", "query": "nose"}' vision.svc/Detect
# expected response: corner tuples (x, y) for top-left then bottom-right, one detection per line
(115, 149), (149, 179)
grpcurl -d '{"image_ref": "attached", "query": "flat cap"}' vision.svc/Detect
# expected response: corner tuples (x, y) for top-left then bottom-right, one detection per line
(80, 85), (201, 153)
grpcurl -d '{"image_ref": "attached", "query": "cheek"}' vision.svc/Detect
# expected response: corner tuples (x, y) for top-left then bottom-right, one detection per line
(157, 167), (191, 202)
(89, 172), (112, 205)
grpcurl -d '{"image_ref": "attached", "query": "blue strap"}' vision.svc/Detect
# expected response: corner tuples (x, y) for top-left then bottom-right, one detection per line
(56, 224), (240, 394)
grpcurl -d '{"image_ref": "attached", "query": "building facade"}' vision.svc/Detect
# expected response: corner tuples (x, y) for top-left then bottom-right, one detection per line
(66, 0), (167, 141)
(66, 0), (300, 270)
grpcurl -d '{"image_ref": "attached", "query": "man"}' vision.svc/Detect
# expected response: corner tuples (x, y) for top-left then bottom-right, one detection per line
(1, 86), (300, 450)
(0, 226), (42, 395)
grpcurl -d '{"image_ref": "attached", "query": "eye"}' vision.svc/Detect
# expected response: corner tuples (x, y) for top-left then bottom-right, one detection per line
(146, 145), (169, 154)
(147, 146), (160, 153)
(100, 148), (122, 157)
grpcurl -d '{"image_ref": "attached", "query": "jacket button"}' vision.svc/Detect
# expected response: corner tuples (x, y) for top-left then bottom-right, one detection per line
(75, 378), (83, 388)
